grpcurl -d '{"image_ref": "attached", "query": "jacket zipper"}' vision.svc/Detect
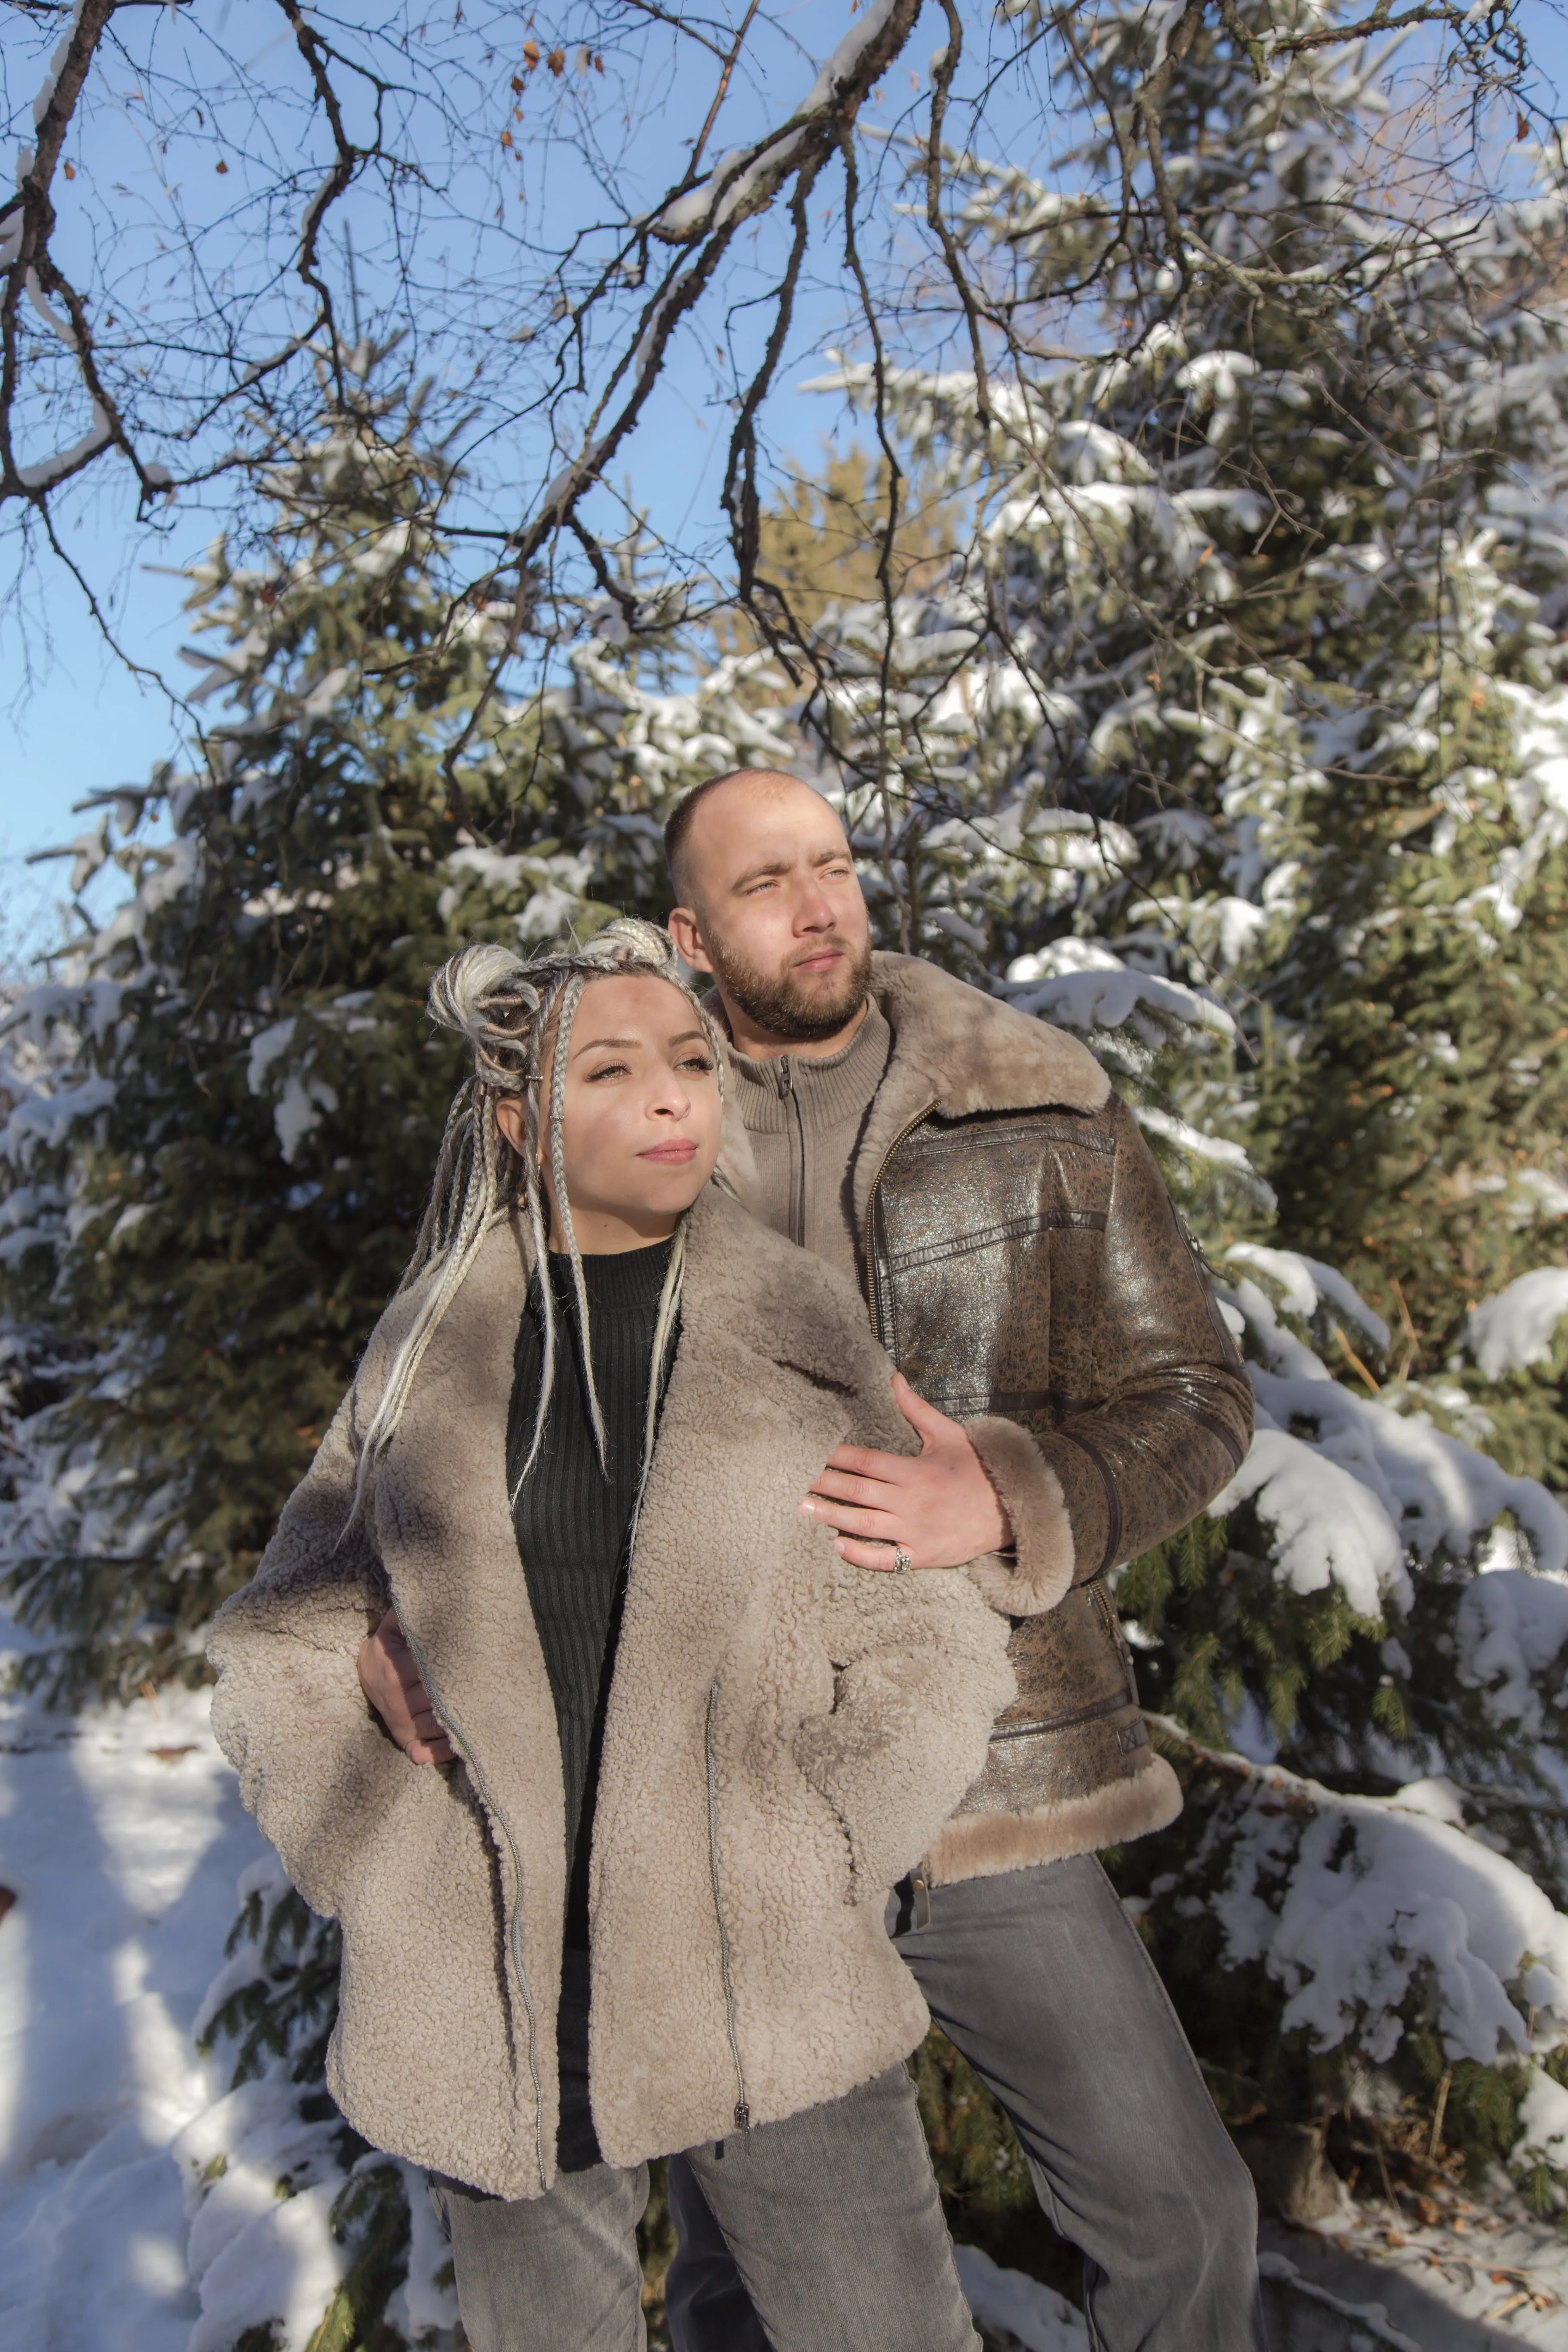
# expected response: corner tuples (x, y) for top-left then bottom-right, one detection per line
(777, 1056), (806, 1250)
(1089, 1575), (1141, 1703)
(989, 1685), (1134, 1740)
(704, 1676), (751, 2135)
(397, 1618), (548, 2189)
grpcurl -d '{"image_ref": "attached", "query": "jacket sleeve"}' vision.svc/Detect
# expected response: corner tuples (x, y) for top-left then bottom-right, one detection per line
(205, 1379), (409, 1923)
(793, 1555), (1015, 1900)
(961, 1095), (1254, 1619)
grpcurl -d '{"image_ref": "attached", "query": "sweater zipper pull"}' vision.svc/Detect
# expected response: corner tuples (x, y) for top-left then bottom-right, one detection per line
(778, 1056), (793, 1097)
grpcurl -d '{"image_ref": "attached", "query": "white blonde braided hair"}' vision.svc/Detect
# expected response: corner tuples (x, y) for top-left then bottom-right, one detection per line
(347, 917), (724, 1525)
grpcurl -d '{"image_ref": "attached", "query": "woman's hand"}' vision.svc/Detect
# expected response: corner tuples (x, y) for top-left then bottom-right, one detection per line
(799, 1373), (1012, 1571)
(357, 1607), (454, 1764)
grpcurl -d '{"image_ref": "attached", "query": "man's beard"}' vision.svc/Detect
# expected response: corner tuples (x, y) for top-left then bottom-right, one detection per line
(705, 930), (873, 1046)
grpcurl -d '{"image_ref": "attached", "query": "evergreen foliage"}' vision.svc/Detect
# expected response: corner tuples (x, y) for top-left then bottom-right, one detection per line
(10, 5), (1568, 2338)
(0, 368), (769, 1705)
(745, 0), (1568, 2260)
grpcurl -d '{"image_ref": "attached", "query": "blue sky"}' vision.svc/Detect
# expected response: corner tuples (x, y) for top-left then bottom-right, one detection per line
(5, 0), (1567, 967)
(0, 0), (925, 956)
(0, 364), (863, 961)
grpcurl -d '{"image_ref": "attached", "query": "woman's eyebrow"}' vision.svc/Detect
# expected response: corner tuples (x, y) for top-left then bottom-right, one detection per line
(570, 1033), (640, 1057)
(570, 1027), (707, 1059)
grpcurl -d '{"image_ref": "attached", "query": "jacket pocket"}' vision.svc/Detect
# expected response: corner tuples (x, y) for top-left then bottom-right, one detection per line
(705, 1678), (751, 2135)
(791, 1682), (877, 1905)
(395, 1613), (548, 2190)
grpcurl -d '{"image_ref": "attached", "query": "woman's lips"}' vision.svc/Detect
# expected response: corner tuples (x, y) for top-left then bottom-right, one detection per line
(640, 1139), (698, 1164)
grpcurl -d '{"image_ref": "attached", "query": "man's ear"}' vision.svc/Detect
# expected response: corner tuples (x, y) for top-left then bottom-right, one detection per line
(667, 905), (715, 974)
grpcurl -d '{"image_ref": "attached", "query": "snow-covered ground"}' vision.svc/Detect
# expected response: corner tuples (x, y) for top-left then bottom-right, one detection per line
(1264, 2196), (1568, 2349)
(0, 1654), (266, 2349)
(6, 1621), (1568, 2352)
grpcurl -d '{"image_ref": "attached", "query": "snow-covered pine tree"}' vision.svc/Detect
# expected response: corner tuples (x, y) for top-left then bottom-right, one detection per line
(13, 3), (1568, 2319)
(0, 358), (793, 1708)
(0, 353), (799, 2349)
(752, 0), (1568, 2240)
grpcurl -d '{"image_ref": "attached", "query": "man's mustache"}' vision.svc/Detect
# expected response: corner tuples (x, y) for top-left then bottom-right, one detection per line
(787, 938), (858, 969)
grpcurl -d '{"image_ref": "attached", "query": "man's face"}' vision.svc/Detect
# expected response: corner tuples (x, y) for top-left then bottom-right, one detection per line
(668, 781), (872, 1045)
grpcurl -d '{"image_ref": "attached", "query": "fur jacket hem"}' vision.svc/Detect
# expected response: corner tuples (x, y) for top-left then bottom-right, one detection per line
(923, 1755), (1182, 1884)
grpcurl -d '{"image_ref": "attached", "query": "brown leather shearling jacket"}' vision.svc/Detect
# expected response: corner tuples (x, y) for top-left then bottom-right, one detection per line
(726, 953), (1254, 1886)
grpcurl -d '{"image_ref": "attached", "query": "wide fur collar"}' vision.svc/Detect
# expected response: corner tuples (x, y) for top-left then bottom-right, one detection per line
(370, 1183), (902, 1453)
(870, 953), (1108, 1120)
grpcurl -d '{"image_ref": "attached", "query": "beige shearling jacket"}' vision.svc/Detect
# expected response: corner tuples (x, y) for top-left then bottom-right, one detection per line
(206, 1185), (1014, 2200)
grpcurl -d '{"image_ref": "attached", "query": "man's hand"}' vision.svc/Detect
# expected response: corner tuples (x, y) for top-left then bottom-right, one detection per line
(800, 1373), (1012, 1570)
(357, 1607), (454, 1764)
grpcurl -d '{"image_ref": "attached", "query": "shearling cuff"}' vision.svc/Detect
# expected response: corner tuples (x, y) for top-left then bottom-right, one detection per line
(962, 1415), (1075, 1616)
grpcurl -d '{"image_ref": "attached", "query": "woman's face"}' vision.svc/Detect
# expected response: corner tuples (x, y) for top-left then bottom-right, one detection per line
(496, 972), (723, 1252)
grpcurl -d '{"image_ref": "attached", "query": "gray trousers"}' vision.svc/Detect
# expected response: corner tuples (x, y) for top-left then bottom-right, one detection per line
(666, 1858), (1266, 2352)
(431, 2062), (979, 2352)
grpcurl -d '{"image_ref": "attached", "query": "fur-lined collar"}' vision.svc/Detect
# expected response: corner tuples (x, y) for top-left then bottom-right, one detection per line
(869, 954), (1108, 1120)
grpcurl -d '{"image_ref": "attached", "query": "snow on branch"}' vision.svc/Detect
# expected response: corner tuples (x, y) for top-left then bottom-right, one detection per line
(1468, 1268), (1568, 1380)
(1009, 946), (1236, 1047)
(15, 404), (113, 491)
(1226, 1242), (1391, 1352)
(0, 1074), (117, 1160)
(538, 0), (920, 528)
(1456, 1570), (1568, 1736)
(1155, 1720), (1568, 2070)
(1214, 1274), (1568, 1602)
(1136, 1105), (1276, 1209)
(647, 0), (917, 243)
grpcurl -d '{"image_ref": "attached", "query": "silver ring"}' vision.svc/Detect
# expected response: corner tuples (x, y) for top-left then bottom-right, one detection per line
(891, 1547), (914, 1574)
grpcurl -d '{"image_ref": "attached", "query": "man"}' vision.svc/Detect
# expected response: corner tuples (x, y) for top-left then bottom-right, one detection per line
(660, 768), (1265, 2352)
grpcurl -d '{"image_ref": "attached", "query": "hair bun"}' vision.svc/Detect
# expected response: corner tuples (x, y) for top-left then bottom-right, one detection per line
(427, 942), (539, 1041)
(428, 920), (691, 1093)
(576, 916), (680, 976)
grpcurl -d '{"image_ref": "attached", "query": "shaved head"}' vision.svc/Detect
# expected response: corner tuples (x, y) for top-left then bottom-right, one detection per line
(664, 768), (871, 1056)
(665, 768), (833, 910)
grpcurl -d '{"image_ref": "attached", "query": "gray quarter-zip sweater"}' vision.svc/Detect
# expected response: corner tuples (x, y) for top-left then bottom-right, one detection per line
(726, 998), (893, 1283)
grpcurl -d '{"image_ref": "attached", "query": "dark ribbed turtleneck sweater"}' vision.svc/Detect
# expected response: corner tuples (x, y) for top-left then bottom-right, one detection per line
(506, 1235), (677, 1953)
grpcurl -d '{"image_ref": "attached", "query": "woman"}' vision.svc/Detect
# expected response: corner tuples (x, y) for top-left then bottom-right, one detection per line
(207, 920), (1013, 2352)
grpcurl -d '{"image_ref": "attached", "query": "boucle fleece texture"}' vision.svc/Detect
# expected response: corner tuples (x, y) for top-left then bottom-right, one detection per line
(207, 1185), (1014, 2201)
